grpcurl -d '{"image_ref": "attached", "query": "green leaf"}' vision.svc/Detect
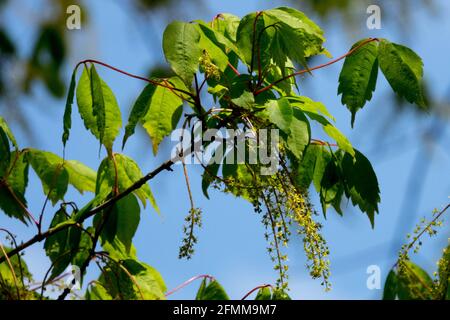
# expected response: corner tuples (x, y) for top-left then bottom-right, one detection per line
(196, 278), (229, 300)
(271, 289), (291, 300)
(64, 160), (96, 194)
(26, 149), (69, 205)
(44, 208), (81, 280)
(263, 7), (328, 68)
(286, 106), (310, 160)
(228, 74), (254, 109)
(341, 150), (380, 227)
(96, 154), (158, 212)
(322, 125), (355, 157)
(289, 96), (335, 122)
(202, 163), (220, 200)
(0, 151), (30, 223)
(163, 21), (201, 86)
(437, 245), (450, 299)
(72, 226), (94, 271)
(122, 259), (166, 300)
(319, 155), (344, 216)
(0, 127), (11, 176)
(141, 78), (184, 155)
(383, 269), (398, 300)
(254, 286), (272, 300)
(264, 62), (296, 95)
(201, 141), (225, 199)
(266, 98), (292, 134)
(265, 98), (310, 160)
(86, 282), (112, 300)
(62, 69), (77, 147)
(338, 39), (378, 126)
(236, 12), (265, 67)
(96, 259), (166, 300)
(378, 39), (427, 109)
(196, 23), (229, 71)
(211, 13), (240, 42)
(312, 146), (332, 192)
(96, 194), (140, 256)
(0, 245), (34, 298)
(446, 282), (450, 300)
(76, 66), (122, 152)
(398, 261), (434, 300)
(0, 116), (18, 150)
(295, 144), (323, 190)
(26, 149), (95, 203)
(122, 84), (154, 150)
(90, 65), (106, 147)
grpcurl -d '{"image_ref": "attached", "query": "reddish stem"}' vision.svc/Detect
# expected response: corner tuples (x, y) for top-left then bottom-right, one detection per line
(311, 138), (338, 147)
(254, 38), (379, 95)
(227, 62), (240, 76)
(75, 59), (193, 98)
(241, 284), (273, 300)
(165, 274), (215, 297)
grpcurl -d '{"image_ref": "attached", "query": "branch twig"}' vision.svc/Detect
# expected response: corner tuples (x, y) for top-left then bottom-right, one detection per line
(254, 38), (379, 95)
(165, 274), (215, 297)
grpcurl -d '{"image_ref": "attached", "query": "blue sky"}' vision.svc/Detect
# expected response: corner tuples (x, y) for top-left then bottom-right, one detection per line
(1, 0), (450, 299)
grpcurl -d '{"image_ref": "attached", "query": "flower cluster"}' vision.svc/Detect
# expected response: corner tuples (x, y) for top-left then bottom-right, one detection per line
(199, 50), (221, 81)
(179, 207), (203, 259)
(210, 159), (331, 291)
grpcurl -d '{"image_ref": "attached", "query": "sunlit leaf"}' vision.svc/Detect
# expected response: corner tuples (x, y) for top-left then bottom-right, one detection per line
(163, 21), (201, 86)
(196, 278), (229, 300)
(378, 39), (427, 109)
(383, 269), (398, 300)
(76, 66), (122, 152)
(62, 69), (77, 147)
(141, 78), (184, 155)
(96, 154), (158, 212)
(27, 149), (69, 205)
(338, 39), (378, 126)
(0, 151), (30, 223)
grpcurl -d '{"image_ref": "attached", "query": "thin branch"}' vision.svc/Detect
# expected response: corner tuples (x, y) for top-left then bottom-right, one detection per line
(254, 38), (379, 95)
(182, 161), (195, 211)
(0, 228), (24, 285)
(165, 274), (215, 297)
(0, 153), (182, 265)
(241, 284), (272, 300)
(0, 242), (20, 300)
(75, 59), (194, 98)
(394, 203), (450, 269)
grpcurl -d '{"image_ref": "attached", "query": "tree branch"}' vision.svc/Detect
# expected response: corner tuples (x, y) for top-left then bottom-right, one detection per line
(0, 155), (181, 265)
